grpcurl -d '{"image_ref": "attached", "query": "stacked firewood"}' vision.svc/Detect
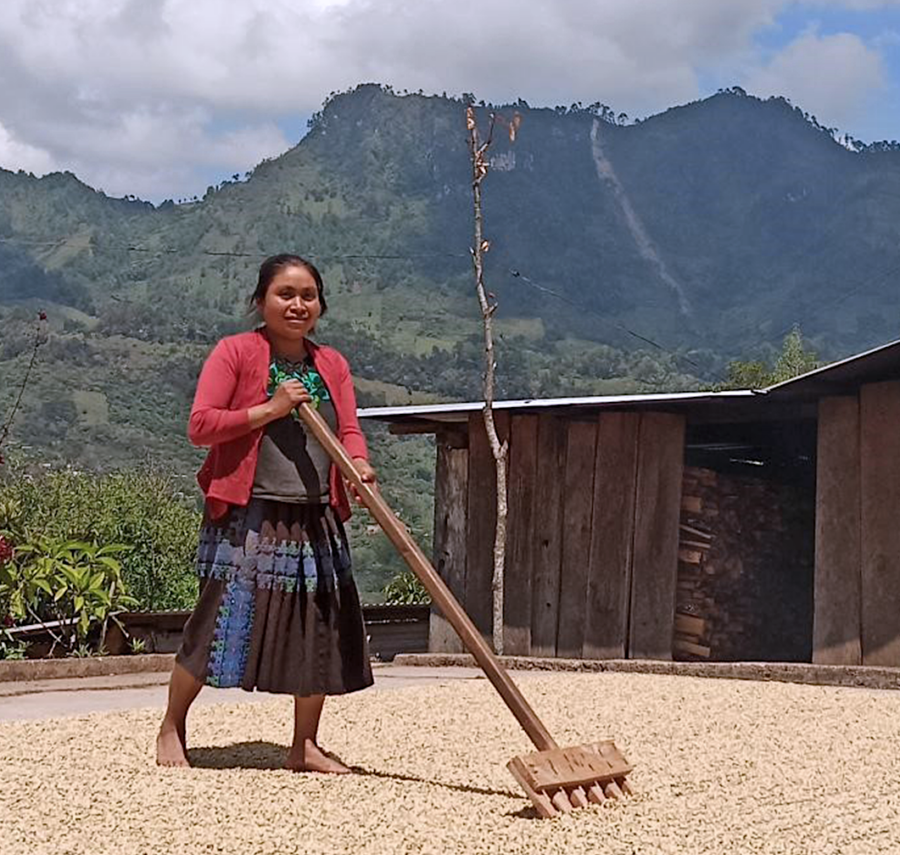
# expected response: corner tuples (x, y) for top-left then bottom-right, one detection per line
(674, 467), (717, 659)
(675, 465), (814, 662)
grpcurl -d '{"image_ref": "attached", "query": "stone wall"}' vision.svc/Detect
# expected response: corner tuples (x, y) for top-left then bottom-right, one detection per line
(674, 466), (814, 662)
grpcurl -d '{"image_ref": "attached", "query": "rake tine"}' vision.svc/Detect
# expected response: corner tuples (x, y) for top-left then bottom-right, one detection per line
(568, 787), (590, 809)
(586, 782), (607, 804)
(604, 780), (625, 800)
(532, 791), (558, 819)
(617, 777), (634, 796)
(551, 790), (574, 813)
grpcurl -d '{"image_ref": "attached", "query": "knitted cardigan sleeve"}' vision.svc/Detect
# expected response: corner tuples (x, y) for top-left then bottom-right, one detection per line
(187, 339), (253, 447)
(330, 349), (368, 460)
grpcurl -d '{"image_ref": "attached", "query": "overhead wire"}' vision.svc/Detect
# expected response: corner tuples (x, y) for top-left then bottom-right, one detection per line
(508, 268), (714, 377)
(0, 234), (468, 261)
(3, 226), (898, 384)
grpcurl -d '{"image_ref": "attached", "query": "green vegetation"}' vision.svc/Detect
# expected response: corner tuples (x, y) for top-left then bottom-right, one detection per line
(382, 569), (431, 606)
(0, 466), (201, 611)
(0, 537), (135, 654)
(719, 327), (819, 390)
(1, 83), (895, 618)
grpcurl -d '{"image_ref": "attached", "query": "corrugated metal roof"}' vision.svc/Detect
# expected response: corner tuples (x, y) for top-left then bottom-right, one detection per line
(358, 390), (757, 422)
(357, 338), (900, 424)
(764, 337), (900, 399)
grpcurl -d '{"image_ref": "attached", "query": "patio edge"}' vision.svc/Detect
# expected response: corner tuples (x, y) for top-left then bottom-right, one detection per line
(393, 653), (900, 691)
(0, 653), (176, 683)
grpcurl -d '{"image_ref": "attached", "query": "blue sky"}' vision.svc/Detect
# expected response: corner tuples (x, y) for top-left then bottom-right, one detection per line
(0, 0), (898, 202)
(747, 2), (900, 142)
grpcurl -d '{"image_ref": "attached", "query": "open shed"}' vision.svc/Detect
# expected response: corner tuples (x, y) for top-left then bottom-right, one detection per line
(358, 338), (900, 666)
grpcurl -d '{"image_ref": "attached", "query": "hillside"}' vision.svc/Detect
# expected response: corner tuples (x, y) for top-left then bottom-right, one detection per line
(2, 84), (900, 592)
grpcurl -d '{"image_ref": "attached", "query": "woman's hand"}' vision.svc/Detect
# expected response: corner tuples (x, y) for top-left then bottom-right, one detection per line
(248, 380), (311, 429)
(350, 457), (378, 504)
(268, 380), (312, 419)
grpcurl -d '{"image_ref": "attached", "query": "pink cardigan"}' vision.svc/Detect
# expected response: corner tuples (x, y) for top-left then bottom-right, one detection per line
(189, 328), (368, 521)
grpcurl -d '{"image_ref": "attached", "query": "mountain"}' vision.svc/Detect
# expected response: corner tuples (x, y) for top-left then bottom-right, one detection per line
(2, 83), (900, 479)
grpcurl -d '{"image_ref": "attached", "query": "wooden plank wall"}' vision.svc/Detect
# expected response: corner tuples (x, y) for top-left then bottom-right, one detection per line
(813, 382), (900, 668)
(429, 431), (468, 653)
(530, 417), (566, 657)
(556, 421), (600, 658)
(859, 381), (900, 666)
(629, 414), (686, 660)
(504, 415), (538, 655)
(813, 397), (861, 665)
(431, 409), (686, 659)
(583, 413), (640, 659)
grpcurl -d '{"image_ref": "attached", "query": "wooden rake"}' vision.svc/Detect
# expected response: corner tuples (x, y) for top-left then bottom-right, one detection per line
(299, 403), (633, 818)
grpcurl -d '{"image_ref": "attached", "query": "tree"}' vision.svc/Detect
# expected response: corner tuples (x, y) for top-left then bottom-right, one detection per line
(721, 326), (819, 389)
(465, 105), (521, 654)
(770, 326), (819, 384)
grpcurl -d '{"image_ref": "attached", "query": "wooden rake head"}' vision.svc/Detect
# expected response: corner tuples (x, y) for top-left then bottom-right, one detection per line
(507, 740), (633, 818)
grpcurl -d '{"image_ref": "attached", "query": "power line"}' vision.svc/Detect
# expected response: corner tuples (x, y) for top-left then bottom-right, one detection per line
(698, 209), (900, 350)
(0, 235), (468, 261)
(765, 257), (900, 346)
(5, 228), (898, 378)
(508, 268), (715, 378)
(0, 232), (722, 380)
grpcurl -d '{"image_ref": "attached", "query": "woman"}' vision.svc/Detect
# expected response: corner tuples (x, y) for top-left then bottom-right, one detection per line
(156, 254), (377, 773)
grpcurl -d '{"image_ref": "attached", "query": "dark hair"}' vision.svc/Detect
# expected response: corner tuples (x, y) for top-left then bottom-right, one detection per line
(251, 254), (328, 315)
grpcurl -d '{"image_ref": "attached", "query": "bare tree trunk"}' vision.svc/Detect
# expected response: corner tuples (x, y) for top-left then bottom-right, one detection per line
(466, 106), (509, 654)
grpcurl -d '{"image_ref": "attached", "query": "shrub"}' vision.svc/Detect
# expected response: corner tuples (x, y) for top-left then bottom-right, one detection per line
(0, 465), (202, 611)
(1, 537), (136, 653)
(382, 569), (431, 605)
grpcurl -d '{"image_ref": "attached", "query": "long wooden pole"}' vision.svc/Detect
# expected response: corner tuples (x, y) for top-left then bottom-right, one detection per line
(298, 402), (557, 752)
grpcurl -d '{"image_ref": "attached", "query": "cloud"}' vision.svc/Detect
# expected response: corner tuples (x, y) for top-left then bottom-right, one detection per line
(742, 31), (884, 130)
(0, 0), (893, 198)
(66, 115), (290, 201)
(0, 122), (56, 175)
(806, 0), (900, 8)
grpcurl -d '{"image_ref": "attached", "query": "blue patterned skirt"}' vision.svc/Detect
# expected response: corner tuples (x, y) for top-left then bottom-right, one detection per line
(175, 499), (373, 696)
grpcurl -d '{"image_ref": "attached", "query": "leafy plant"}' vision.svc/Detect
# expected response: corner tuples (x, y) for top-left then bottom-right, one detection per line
(2, 537), (136, 653)
(718, 327), (820, 391)
(71, 641), (107, 659)
(0, 466), (201, 610)
(382, 569), (431, 605)
(0, 628), (27, 660)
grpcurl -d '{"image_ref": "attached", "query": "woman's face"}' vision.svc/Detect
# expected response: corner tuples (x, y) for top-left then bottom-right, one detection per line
(257, 265), (322, 341)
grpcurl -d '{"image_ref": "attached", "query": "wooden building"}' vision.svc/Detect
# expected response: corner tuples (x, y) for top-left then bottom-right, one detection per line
(359, 339), (900, 666)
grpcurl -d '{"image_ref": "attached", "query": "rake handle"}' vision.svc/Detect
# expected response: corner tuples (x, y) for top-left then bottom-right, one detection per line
(298, 402), (558, 752)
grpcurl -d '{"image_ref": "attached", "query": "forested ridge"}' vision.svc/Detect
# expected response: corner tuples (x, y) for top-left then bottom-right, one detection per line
(2, 83), (898, 596)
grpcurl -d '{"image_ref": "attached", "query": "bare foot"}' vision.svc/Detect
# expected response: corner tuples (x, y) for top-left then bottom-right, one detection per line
(156, 724), (190, 767)
(286, 739), (351, 774)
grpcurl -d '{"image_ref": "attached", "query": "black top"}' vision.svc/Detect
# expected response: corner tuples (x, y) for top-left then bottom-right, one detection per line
(251, 356), (338, 503)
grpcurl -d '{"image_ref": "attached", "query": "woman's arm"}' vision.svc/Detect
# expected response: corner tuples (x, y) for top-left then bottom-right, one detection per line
(188, 341), (251, 447)
(189, 342), (312, 447)
(332, 355), (369, 461)
(332, 353), (376, 500)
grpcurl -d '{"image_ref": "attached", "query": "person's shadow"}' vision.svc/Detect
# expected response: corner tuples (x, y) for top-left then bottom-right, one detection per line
(188, 740), (286, 770)
(187, 740), (525, 805)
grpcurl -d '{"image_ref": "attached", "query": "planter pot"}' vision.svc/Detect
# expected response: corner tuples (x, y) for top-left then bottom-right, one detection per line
(4, 604), (431, 662)
(109, 604), (431, 660)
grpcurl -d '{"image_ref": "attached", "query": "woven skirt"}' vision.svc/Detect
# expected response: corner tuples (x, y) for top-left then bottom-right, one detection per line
(175, 499), (373, 697)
